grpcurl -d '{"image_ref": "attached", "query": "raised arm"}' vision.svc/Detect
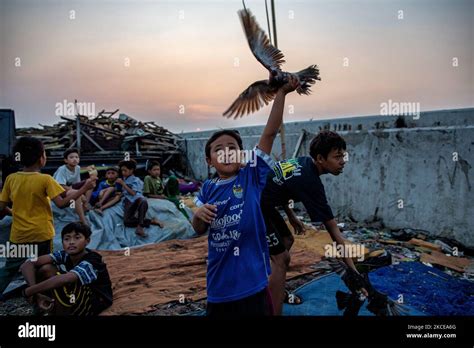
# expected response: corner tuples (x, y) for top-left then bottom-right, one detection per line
(257, 75), (299, 154)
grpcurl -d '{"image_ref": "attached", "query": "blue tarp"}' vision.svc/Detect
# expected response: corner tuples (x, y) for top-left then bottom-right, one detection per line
(0, 197), (196, 256)
(283, 262), (473, 316)
(369, 261), (474, 316)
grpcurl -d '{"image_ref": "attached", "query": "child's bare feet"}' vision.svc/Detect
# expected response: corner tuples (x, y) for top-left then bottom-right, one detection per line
(135, 226), (147, 237)
(150, 219), (164, 228)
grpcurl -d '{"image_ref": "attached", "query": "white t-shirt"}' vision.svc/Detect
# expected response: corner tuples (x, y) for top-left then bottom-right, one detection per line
(53, 164), (81, 186)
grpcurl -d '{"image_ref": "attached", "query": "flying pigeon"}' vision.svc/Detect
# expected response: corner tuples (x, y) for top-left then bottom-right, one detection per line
(223, 8), (321, 119)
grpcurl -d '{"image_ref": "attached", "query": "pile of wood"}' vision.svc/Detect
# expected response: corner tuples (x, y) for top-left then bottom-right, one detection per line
(16, 109), (182, 157)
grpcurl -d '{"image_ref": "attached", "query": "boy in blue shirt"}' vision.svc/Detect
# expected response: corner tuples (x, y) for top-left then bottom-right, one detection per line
(192, 75), (299, 317)
(92, 166), (122, 215)
(117, 160), (162, 237)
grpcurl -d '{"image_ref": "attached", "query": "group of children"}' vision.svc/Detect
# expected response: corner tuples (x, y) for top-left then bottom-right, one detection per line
(51, 148), (180, 236)
(0, 139), (188, 314)
(0, 75), (361, 317)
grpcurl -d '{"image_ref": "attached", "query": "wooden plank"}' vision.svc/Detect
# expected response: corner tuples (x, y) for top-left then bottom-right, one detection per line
(420, 251), (471, 272)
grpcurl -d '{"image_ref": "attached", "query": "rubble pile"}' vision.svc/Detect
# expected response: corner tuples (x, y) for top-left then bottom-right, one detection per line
(16, 109), (182, 157)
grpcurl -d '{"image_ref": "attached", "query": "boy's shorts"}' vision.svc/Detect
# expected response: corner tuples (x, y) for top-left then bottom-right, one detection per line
(206, 287), (273, 317)
(262, 203), (293, 255)
(52, 271), (110, 316)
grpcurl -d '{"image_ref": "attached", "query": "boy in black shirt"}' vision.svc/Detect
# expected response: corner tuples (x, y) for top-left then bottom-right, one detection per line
(261, 131), (365, 315)
(20, 222), (113, 315)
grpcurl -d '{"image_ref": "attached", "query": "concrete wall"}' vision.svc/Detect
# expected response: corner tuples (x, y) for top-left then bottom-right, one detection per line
(180, 108), (474, 247)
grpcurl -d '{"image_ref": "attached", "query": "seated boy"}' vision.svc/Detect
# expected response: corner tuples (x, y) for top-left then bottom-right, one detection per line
(261, 131), (367, 315)
(92, 166), (122, 215)
(192, 75), (299, 317)
(117, 160), (163, 237)
(143, 161), (166, 199)
(0, 137), (95, 296)
(20, 222), (113, 315)
(53, 149), (96, 225)
(144, 161), (189, 219)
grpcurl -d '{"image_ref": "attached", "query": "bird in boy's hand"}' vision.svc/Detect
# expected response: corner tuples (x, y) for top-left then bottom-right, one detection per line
(223, 8), (321, 119)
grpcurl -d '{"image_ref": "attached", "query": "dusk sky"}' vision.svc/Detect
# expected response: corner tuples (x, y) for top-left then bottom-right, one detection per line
(0, 0), (472, 133)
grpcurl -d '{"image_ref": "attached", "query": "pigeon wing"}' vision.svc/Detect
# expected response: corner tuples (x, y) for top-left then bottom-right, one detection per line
(223, 80), (276, 119)
(238, 9), (285, 71)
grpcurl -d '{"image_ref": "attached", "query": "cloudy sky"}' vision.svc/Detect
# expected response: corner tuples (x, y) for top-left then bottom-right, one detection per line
(0, 0), (472, 133)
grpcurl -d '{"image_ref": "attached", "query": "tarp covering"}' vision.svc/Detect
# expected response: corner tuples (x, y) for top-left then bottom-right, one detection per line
(50, 198), (196, 250)
(369, 261), (474, 316)
(0, 198), (196, 254)
(283, 271), (426, 316)
(99, 236), (322, 315)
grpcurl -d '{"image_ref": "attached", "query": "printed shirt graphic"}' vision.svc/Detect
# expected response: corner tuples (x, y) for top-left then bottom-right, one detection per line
(50, 249), (113, 304)
(195, 147), (273, 303)
(262, 156), (334, 223)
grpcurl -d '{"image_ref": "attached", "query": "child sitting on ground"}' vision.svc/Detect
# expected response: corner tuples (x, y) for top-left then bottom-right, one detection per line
(0, 137), (95, 297)
(143, 161), (189, 219)
(53, 149), (96, 225)
(92, 166), (122, 215)
(117, 160), (163, 237)
(20, 222), (113, 316)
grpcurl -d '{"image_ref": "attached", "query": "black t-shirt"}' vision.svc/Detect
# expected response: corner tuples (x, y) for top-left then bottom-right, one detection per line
(261, 156), (334, 223)
(50, 248), (113, 305)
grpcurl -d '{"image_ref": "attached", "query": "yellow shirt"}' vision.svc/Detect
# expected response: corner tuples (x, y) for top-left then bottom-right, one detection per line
(0, 172), (65, 243)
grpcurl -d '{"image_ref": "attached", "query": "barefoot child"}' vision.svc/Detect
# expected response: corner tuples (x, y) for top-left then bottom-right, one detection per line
(117, 160), (163, 237)
(192, 75), (299, 317)
(0, 137), (95, 296)
(20, 222), (113, 315)
(93, 167), (122, 215)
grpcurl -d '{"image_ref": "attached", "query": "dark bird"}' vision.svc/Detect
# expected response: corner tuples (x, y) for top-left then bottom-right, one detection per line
(223, 8), (321, 119)
(330, 259), (409, 316)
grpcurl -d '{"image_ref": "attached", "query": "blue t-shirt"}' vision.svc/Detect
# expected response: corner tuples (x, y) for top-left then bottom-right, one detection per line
(91, 180), (122, 201)
(122, 175), (144, 204)
(195, 147), (273, 303)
